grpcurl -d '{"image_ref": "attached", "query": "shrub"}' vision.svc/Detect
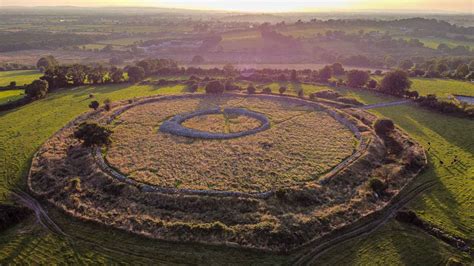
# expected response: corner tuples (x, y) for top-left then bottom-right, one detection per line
(297, 89), (304, 98)
(247, 85), (256, 94)
(9, 81), (16, 88)
(103, 99), (112, 111)
(311, 90), (341, 100)
(89, 100), (99, 110)
(25, 79), (48, 99)
(262, 87), (272, 94)
(369, 178), (388, 195)
(205, 80), (224, 94)
(374, 118), (395, 136)
(279, 86), (287, 94)
(74, 122), (112, 147)
(188, 84), (198, 93)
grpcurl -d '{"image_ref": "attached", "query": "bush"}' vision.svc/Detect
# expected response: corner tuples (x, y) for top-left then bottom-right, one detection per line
(347, 70), (370, 88)
(74, 122), (112, 147)
(279, 86), (287, 94)
(25, 79), (48, 99)
(188, 84), (198, 93)
(246, 85), (256, 94)
(89, 100), (99, 110)
(311, 90), (341, 100)
(369, 178), (388, 195)
(262, 87), (272, 94)
(103, 99), (112, 111)
(374, 118), (395, 136)
(205, 80), (224, 94)
(297, 89), (304, 98)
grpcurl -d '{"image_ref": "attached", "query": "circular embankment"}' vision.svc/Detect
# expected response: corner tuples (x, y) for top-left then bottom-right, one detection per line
(28, 93), (427, 252)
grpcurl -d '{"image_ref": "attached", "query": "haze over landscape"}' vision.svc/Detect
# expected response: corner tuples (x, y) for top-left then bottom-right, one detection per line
(0, 0), (472, 265)
(1, 0), (473, 12)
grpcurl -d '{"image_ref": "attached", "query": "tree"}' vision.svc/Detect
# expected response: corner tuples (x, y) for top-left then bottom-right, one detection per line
(437, 43), (450, 52)
(347, 70), (369, 88)
(380, 70), (412, 96)
(331, 63), (345, 75)
(374, 118), (395, 136)
(247, 84), (256, 94)
(223, 64), (235, 76)
(89, 100), (99, 110)
(74, 122), (112, 147)
(9, 81), (16, 88)
(36, 55), (58, 72)
(455, 64), (469, 79)
(384, 56), (397, 68)
(25, 79), (48, 99)
(110, 68), (124, 83)
(318, 66), (332, 82)
(205, 80), (224, 94)
(367, 79), (377, 89)
(191, 55), (205, 64)
(279, 86), (287, 94)
(399, 59), (414, 70)
(127, 66), (145, 83)
(290, 70), (298, 81)
(369, 178), (388, 195)
(262, 87), (272, 94)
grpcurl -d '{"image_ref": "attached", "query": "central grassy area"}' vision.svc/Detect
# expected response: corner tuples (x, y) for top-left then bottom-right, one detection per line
(106, 96), (356, 192)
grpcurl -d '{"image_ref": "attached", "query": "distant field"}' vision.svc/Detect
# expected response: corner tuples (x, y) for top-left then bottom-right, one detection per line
(410, 78), (474, 100)
(0, 70), (41, 86)
(397, 36), (474, 49)
(0, 89), (23, 104)
(0, 82), (471, 264)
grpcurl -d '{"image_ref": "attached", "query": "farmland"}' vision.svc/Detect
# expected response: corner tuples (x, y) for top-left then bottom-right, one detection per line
(0, 70), (41, 87)
(0, 75), (472, 263)
(0, 89), (23, 104)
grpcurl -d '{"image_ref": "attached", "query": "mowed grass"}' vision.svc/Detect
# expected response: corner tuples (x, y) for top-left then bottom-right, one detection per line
(0, 70), (41, 87)
(0, 82), (472, 264)
(0, 90), (24, 104)
(410, 78), (474, 100)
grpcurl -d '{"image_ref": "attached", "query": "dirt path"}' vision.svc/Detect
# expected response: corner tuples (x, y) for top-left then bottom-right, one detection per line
(361, 100), (411, 110)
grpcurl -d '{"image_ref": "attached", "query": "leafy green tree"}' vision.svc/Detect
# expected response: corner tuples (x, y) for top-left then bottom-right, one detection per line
(127, 66), (145, 83)
(346, 70), (369, 88)
(89, 100), (99, 110)
(318, 66), (332, 82)
(331, 62), (345, 75)
(36, 55), (58, 72)
(205, 80), (224, 94)
(110, 68), (124, 83)
(25, 79), (48, 99)
(380, 70), (412, 96)
(455, 64), (469, 79)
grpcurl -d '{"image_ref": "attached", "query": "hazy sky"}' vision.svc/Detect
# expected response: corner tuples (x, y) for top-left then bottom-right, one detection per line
(0, 0), (472, 13)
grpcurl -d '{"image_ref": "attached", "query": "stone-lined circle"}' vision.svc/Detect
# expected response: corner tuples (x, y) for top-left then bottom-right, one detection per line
(159, 107), (271, 139)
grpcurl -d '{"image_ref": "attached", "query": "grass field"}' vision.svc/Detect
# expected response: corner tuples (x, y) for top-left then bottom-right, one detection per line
(0, 70), (41, 87)
(0, 81), (472, 264)
(106, 96), (355, 192)
(410, 78), (474, 100)
(0, 90), (23, 104)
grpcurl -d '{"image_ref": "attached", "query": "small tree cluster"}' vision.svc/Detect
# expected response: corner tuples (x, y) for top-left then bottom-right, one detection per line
(205, 80), (224, 94)
(25, 79), (49, 99)
(74, 122), (112, 147)
(374, 118), (395, 136)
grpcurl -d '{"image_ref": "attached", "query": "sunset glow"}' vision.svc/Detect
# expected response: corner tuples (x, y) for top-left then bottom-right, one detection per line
(0, 0), (472, 12)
